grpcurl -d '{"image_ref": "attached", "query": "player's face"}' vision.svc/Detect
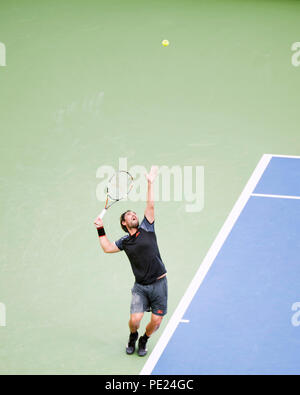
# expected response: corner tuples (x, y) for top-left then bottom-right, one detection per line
(124, 211), (139, 229)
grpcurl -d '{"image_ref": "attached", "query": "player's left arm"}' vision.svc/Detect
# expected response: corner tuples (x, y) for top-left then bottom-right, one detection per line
(145, 166), (158, 223)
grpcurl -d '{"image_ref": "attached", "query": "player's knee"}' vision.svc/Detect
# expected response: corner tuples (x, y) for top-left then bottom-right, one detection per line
(130, 313), (143, 328)
(152, 314), (163, 329)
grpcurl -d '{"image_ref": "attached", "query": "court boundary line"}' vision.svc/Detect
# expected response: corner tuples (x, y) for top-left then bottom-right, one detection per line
(252, 193), (300, 200)
(140, 153), (274, 375)
(268, 154), (300, 159)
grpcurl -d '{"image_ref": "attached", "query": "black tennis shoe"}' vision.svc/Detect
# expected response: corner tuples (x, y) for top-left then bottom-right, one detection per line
(137, 335), (148, 357)
(126, 331), (138, 355)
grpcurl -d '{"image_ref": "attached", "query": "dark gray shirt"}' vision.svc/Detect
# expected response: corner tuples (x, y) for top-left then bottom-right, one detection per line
(115, 216), (167, 285)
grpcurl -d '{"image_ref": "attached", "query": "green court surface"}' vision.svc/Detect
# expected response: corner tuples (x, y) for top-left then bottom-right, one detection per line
(0, 0), (299, 375)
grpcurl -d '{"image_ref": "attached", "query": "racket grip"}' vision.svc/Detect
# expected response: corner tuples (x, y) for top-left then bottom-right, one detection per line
(99, 209), (107, 219)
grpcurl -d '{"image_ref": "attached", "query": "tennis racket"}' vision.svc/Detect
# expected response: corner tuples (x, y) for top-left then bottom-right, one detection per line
(98, 170), (134, 219)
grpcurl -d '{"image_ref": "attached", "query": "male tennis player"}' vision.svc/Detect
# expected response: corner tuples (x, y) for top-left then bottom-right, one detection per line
(94, 166), (167, 357)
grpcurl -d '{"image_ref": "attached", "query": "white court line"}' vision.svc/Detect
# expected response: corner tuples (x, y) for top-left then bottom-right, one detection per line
(252, 193), (300, 200)
(140, 154), (273, 375)
(268, 154), (300, 159)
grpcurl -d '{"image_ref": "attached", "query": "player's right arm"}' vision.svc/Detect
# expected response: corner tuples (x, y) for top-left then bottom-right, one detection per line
(94, 216), (120, 254)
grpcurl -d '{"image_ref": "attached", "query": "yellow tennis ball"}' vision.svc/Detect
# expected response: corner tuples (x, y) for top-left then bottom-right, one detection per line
(162, 39), (169, 47)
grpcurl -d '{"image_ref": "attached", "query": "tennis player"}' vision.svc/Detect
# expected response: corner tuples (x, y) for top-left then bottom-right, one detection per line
(94, 166), (167, 357)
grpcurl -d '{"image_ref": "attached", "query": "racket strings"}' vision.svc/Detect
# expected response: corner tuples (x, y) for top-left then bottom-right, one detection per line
(108, 172), (133, 201)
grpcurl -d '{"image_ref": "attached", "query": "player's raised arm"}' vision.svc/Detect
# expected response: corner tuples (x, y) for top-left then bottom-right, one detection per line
(145, 166), (158, 223)
(94, 215), (120, 253)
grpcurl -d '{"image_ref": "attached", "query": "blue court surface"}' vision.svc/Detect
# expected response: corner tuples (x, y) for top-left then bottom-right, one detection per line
(141, 154), (300, 375)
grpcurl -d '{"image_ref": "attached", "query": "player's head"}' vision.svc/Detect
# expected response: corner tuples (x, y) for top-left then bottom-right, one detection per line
(120, 210), (139, 233)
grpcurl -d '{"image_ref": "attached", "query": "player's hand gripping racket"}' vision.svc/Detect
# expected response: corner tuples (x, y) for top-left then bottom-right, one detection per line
(97, 171), (134, 220)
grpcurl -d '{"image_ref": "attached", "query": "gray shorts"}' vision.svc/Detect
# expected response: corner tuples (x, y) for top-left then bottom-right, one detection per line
(130, 276), (168, 317)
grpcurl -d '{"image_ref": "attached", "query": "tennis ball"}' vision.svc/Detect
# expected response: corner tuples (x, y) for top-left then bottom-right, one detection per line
(162, 39), (169, 47)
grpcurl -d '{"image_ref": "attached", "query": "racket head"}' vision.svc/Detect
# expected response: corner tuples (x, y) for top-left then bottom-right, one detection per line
(107, 171), (133, 202)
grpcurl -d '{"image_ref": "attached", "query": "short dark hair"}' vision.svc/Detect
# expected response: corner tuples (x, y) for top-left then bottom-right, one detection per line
(120, 210), (132, 233)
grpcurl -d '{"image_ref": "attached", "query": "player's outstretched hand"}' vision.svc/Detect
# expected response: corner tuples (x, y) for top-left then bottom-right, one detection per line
(146, 165), (159, 183)
(94, 215), (104, 229)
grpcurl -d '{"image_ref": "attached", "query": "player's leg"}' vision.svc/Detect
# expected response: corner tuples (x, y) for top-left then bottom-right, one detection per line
(126, 313), (144, 355)
(129, 312), (144, 333)
(138, 277), (168, 356)
(146, 313), (164, 336)
(126, 284), (149, 355)
(137, 313), (164, 357)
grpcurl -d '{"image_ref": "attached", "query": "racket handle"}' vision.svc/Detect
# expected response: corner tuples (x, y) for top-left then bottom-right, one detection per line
(99, 209), (107, 219)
